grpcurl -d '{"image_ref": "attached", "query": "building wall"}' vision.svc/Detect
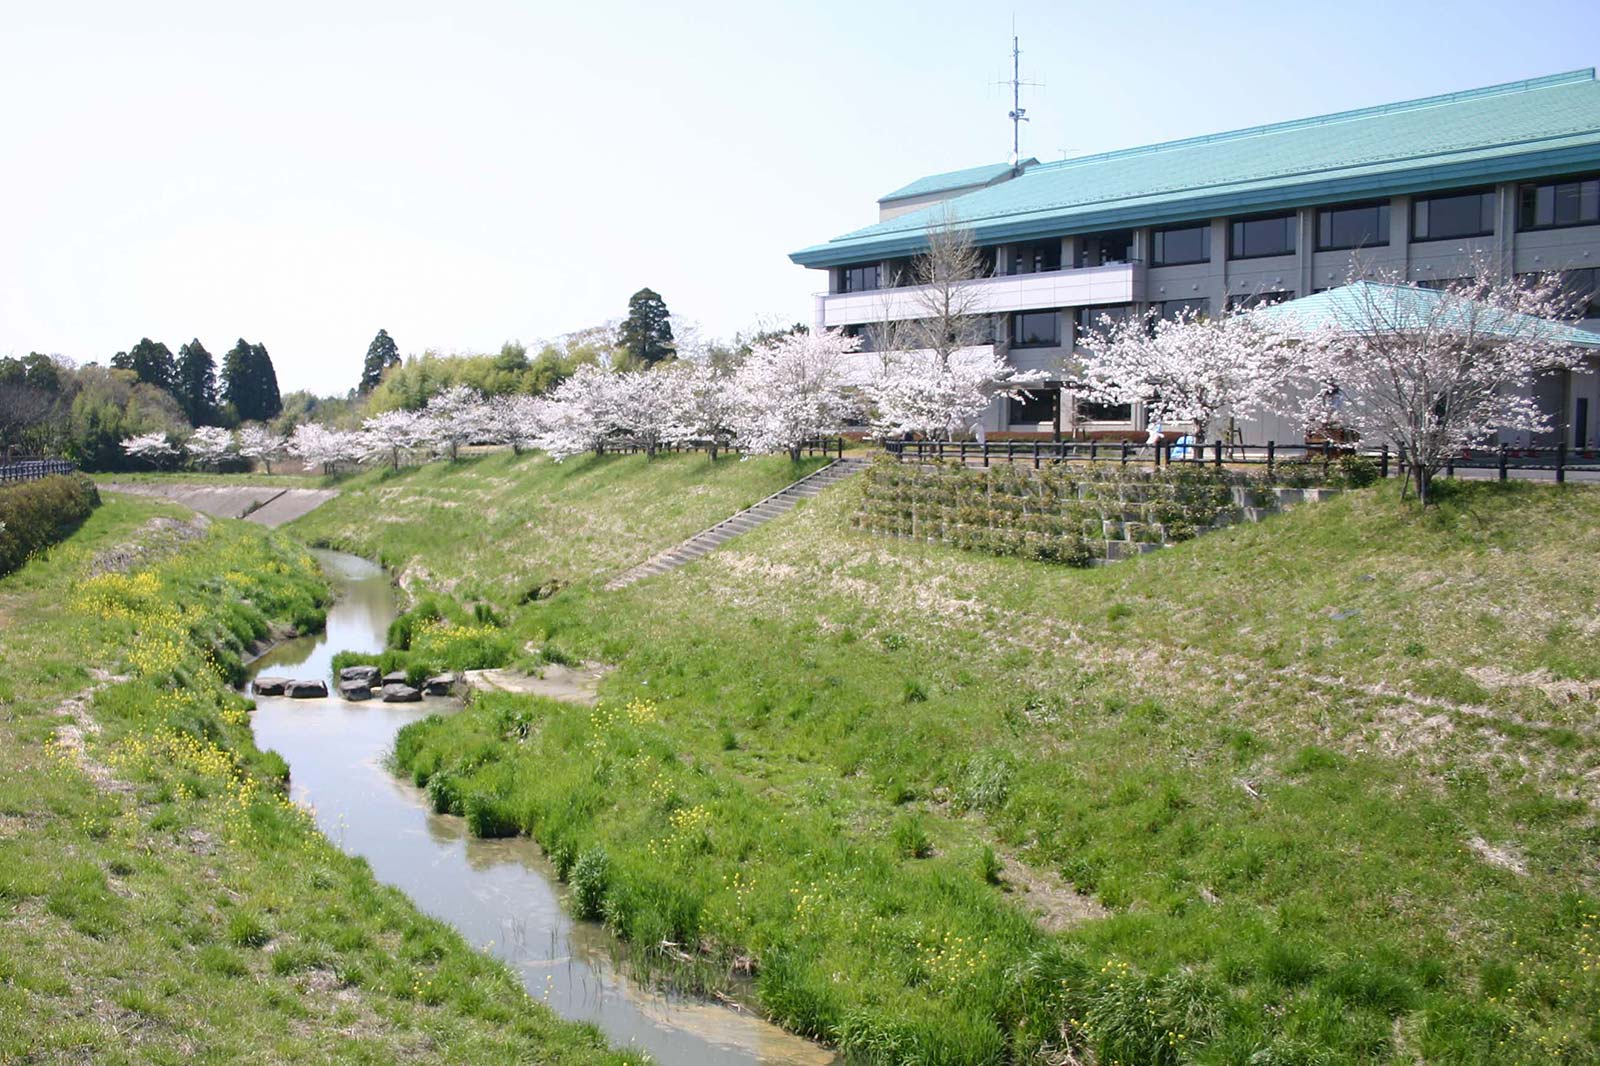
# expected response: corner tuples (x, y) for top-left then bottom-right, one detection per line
(815, 175), (1600, 442)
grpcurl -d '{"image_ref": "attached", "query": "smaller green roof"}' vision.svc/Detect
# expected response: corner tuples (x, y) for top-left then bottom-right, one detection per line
(878, 160), (1032, 203)
(1251, 282), (1600, 347)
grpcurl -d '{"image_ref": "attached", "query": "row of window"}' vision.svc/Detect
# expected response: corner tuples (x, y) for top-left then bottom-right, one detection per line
(1007, 389), (1132, 425)
(836, 173), (1600, 287)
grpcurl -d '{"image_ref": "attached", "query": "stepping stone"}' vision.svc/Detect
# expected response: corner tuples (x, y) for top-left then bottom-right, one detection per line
(286, 679), (328, 699)
(338, 680), (373, 701)
(381, 683), (422, 703)
(252, 677), (288, 696)
(382, 670), (409, 686)
(423, 673), (457, 696)
(340, 665), (381, 684)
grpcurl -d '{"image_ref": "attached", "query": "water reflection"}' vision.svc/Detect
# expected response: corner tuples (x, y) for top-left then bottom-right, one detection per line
(248, 550), (832, 1066)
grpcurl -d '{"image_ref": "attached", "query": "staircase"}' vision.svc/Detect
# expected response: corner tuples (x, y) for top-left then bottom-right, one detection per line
(604, 458), (867, 590)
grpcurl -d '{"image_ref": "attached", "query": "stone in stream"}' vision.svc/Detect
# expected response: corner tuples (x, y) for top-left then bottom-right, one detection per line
(252, 677), (288, 696)
(423, 673), (457, 696)
(339, 665), (381, 684)
(382, 670), (410, 686)
(381, 683), (422, 703)
(338, 679), (373, 701)
(286, 679), (329, 699)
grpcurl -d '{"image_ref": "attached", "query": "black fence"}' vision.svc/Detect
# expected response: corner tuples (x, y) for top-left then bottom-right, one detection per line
(882, 438), (1600, 482)
(599, 437), (847, 460)
(0, 456), (76, 485)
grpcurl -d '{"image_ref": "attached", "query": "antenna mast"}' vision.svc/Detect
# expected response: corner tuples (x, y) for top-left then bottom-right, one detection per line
(997, 28), (1041, 171)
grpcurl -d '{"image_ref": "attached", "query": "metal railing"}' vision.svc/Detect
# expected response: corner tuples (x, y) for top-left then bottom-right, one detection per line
(0, 456), (76, 485)
(881, 438), (1600, 482)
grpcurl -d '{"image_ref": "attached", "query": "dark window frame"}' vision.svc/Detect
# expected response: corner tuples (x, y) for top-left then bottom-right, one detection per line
(1075, 397), (1135, 423)
(1411, 188), (1497, 242)
(1151, 224), (1211, 266)
(1228, 212), (1297, 260)
(839, 263), (882, 293)
(1315, 200), (1392, 251)
(1008, 386), (1060, 425)
(1517, 174), (1600, 232)
(1008, 240), (1063, 276)
(1010, 310), (1061, 348)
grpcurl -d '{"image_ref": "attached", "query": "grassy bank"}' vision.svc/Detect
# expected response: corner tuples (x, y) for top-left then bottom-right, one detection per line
(328, 457), (1600, 1065)
(288, 449), (828, 602)
(0, 497), (634, 1063)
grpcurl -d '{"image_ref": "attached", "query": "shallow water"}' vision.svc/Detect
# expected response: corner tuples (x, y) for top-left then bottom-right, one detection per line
(249, 549), (833, 1066)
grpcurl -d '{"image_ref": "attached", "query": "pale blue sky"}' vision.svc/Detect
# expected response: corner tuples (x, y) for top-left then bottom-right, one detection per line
(2, 0), (1594, 394)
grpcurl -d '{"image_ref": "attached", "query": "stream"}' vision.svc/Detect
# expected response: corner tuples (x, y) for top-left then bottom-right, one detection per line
(247, 549), (834, 1066)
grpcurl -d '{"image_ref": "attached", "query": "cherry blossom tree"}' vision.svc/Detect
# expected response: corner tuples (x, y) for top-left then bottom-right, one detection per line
(731, 329), (861, 460)
(1076, 306), (1295, 446)
(1281, 264), (1581, 504)
(676, 361), (742, 459)
(536, 364), (615, 461)
(425, 385), (488, 461)
(866, 347), (1047, 440)
(121, 431), (177, 468)
(287, 423), (362, 474)
(606, 367), (692, 458)
(184, 426), (235, 469)
(236, 424), (285, 474)
(360, 409), (431, 471)
(483, 394), (547, 455)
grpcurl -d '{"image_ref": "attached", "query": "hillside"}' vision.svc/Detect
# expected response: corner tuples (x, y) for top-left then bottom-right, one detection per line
(307, 458), (1600, 1064)
(288, 450), (829, 601)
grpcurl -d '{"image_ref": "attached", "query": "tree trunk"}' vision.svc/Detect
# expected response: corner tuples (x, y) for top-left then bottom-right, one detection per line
(789, 444), (802, 462)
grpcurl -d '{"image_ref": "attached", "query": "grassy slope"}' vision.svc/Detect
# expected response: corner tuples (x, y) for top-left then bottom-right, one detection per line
(288, 450), (828, 602)
(0, 497), (633, 1064)
(312, 463), (1600, 1064)
(92, 471), (332, 488)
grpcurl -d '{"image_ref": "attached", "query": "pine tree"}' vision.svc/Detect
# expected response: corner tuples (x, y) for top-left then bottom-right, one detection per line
(174, 339), (218, 424)
(617, 288), (675, 369)
(111, 338), (178, 394)
(222, 339), (283, 422)
(360, 328), (401, 392)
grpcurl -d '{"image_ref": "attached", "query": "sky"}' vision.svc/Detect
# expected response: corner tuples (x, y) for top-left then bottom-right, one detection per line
(2, 0), (1596, 395)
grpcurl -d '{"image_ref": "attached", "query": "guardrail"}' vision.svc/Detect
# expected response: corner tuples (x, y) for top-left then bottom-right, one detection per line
(0, 457), (76, 485)
(881, 439), (1600, 482)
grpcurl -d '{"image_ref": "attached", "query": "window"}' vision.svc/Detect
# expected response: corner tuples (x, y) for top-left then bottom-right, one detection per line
(977, 247), (998, 277)
(1157, 297), (1209, 321)
(883, 257), (916, 288)
(1076, 398), (1133, 422)
(1076, 229), (1135, 267)
(1226, 290), (1293, 311)
(1317, 201), (1391, 250)
(1229, 213), (1296, 259)
(839, 263), (881, 292)
(1412, 189), (1496, 241)
(1011, 311), (1060, 348)
(1151, 224), (1211, 266)
(1075, 304), (1134, 333)
(1009, 240), (1062, 275)
(1008, 386), (1059, 424)
(1518, 175), (1600, 230)
(1540, 268), (1600, 319)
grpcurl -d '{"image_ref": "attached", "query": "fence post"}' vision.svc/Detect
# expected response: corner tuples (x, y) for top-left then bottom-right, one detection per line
(1213, 439), (1222, 468)
(1379, 444), (1389, 480)
(1322, 440), (1331, 477)
(1266, 440), (1275, 477)
(1090, 441), (1098, 463)
(1446, 454), (1455, 478)
(1120, 440), (1129, 467)
(1558, 442), (1568, 484)
(1498, 443), (1508, 482)
(1032, 442), (1040, 470)
(1007, 440), (1015, 464)
(983, 442), (990, 468)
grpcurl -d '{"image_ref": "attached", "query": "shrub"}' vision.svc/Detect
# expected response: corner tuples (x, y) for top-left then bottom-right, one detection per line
(570, 847), (609, 920)
(1335, 453), (1380, 489)
(463, 792), (519, 838)
(226, 910), (271, 948)
(0, 474), (99, 576)
(890, 814), (933, 859)
(977, 845), (1003, 884)
(959, 750), (1016, 813)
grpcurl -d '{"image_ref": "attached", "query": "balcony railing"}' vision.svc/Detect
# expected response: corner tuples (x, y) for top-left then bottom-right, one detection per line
(816, 261), (1145, 328)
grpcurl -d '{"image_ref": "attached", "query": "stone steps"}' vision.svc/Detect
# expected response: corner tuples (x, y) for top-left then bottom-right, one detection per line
(604, 458), (868, 590)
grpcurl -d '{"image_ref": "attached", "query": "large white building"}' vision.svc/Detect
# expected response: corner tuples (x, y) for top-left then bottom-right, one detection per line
(790, 69), (1600, 446)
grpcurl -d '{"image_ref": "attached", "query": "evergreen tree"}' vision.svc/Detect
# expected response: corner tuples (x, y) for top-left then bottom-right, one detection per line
(359, 328), (401, 392)
(617, 288), (675, 369)
(111, 338), (178, 394)
(221, 338), (283, 422)
(174, 339), (218, 424)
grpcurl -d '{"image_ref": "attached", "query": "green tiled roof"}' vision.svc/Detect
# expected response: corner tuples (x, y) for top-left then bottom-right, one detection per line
(794, 70), (1600, 268)
(1252, 282), (1600, 347)
(878, 161), (1030, 203)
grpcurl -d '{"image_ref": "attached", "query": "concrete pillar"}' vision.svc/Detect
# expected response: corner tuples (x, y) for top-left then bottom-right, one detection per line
(1297, 207), (1315, 295)
(1211, 218), (1230, 311)
(1394, 196), (1412, 280)
(1494, 183), (1517, 280)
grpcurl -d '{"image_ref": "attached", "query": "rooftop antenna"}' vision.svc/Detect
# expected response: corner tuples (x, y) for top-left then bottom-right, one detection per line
(996, 24), (1042, 172)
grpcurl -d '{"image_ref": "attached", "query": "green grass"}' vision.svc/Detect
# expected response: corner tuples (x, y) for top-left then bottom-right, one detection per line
(342, 458), (1600, 1064)
(0, 497), (635, 1064)
(287, 449), (829, 602)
